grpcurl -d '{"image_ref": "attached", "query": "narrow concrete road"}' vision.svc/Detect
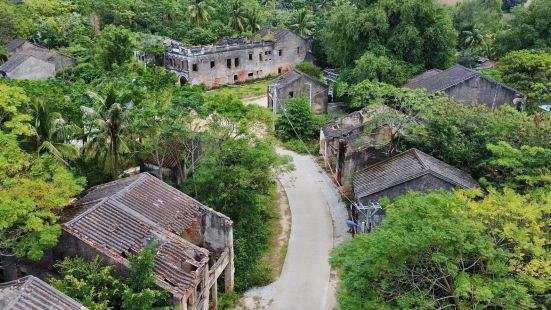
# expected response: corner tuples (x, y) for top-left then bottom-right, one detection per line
(269, 149), (335, 310)
(238, 149), (348, 310)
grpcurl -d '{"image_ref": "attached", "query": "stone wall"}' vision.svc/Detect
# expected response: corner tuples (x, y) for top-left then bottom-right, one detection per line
(446, 76), (524, 111)
(358, 174), (455, 205)
(269, 75), (328, 114)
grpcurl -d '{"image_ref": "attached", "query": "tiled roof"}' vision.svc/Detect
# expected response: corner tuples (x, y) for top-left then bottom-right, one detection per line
(63, 173), (226, 297)
(353, 149), (478, 199)
(0, 54), (33, 73)
(0, 276), (85, 310)
(5, 39), (26, 52)
(403, 65), (523, 96)
(269, 69), (326, 88)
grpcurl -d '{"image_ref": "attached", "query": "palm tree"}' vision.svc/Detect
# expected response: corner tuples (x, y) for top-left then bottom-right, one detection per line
(290, 9), (316, 37)
(246, 7), (262, 32)
(188, 0), (213, 26)
(82, 87), (130, 178)
(462, 27), (485, 49)
(27, 99), (80, 165)
(228, 0), (247, 32)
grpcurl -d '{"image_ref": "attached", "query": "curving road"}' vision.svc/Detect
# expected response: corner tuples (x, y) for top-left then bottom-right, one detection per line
(240, 149), (349, 310)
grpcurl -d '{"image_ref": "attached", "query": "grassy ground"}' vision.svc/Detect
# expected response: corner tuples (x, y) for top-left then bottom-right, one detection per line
(209, 78), (273, 99)
(261, 180), (292, 280)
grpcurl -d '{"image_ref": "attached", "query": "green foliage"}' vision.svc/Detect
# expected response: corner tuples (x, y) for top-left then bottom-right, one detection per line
(343, 52), (419, 86)
(289, 8), (316, 37)
(404, 99), (551, 187)
(0, 132), (84, 260)
(295, 61), (323, 79)
(52, 246), (170, 310)
(490, 50), (551, 106)
(321, 0), (457, 69)
(332, 190), (549, 309)
(452, 0), (502, 53)
(276, 97), (318, 142)
(494, 0), (551, 55)
(481, 142), (551, 192)
(97, 25), (136, 70)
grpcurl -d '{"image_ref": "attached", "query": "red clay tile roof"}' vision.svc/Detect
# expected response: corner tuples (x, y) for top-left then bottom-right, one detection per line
(353, 149), (478, 199)
(0, 276), (85, 310)
(63, 173), (225, 297)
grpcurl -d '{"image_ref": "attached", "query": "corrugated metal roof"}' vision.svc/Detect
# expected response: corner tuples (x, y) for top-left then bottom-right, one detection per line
(353, 149), (478, 199)
(63, 173), (226, 297)
(0, 276), (85, 310)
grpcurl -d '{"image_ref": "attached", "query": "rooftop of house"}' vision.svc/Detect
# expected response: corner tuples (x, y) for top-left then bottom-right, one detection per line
(0, 54), (48, 73)
(353, 149), (479, 199)
(0, 276), (85, 310)
(4, 39), (76, 70)
(403, 65), (524, 97)
(63, 173), (230, 298)
(321, 105), (402, 139)
(268, 69), (327, 88)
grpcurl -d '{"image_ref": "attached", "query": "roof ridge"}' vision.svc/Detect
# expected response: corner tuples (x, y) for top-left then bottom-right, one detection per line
(3, 276), (32, 310)
(410, 148), (430, 170)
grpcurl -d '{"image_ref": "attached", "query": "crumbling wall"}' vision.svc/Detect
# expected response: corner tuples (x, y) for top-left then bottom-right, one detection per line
(200, 210), (233, 254)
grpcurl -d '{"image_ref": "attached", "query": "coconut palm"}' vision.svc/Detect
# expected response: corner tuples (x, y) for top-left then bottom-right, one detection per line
(289, 9), (316, 37)
(462, 27), (485, 49)
(27, 99), (80, 165)
(188, 0), (213, 26)
(246, 7), (262, 32)
(228, 0), (247, 32)
(82, 87), (131, 178)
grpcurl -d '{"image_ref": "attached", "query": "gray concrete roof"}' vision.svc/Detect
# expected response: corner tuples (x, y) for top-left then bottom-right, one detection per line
(0, 276), (85, 310)
(353, 149), (478, 199)
(0, 54), (34, 73)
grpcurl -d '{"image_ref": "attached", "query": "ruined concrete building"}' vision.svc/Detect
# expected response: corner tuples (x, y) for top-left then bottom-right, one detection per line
(56, 173), (233, 310)
(320, 105), (410, 187)
(268, 69), (329, 114)
(0, 276), (85, 310)
(165, 28), (311, 88)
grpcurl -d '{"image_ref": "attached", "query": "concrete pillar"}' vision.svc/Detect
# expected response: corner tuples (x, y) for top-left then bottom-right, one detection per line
(225, 229), (235, 292)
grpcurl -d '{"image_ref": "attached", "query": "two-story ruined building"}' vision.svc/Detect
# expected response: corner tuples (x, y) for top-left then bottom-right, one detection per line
(164, 28), (311, 88)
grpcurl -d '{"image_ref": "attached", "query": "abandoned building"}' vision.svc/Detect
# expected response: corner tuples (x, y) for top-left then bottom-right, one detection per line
(320, 105), (412, 187)
(0, 276), (85, 310)
(403, 64), (526, 111)
(0, 39), (76, 80)
(267, 69), (329, 114)
(56, 173), (234, 310)
(353, 149), (478, 233)
(165, 28), (311, 88)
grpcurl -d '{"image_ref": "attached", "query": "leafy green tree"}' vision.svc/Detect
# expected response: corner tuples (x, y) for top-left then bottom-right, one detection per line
(489, 50), (551, 106)
(0, 132), (84, 279)
(188, 0), (214, 26)
(494, 0), (551, 55)
(344, 52), (418, 86)
(275, 97), (318, 142)
(245, 7), (262, 32)
(289, 8), (316, 37)
(331, 191), (539, 309)
(294, 61), (323, 79)
(452, 0), (502, 50)
(321, 0), (457, 69)
(481, 142), (551, 192)
(82, 87), (131, 178)
(52, 246), (169, 310)
(97, 25), (136, 70)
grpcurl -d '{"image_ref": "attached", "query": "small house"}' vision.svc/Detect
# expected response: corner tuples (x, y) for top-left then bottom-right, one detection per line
(353, 149), (478, 232)
(403, 64), (526, 111)
(268, 69), (329, 114)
